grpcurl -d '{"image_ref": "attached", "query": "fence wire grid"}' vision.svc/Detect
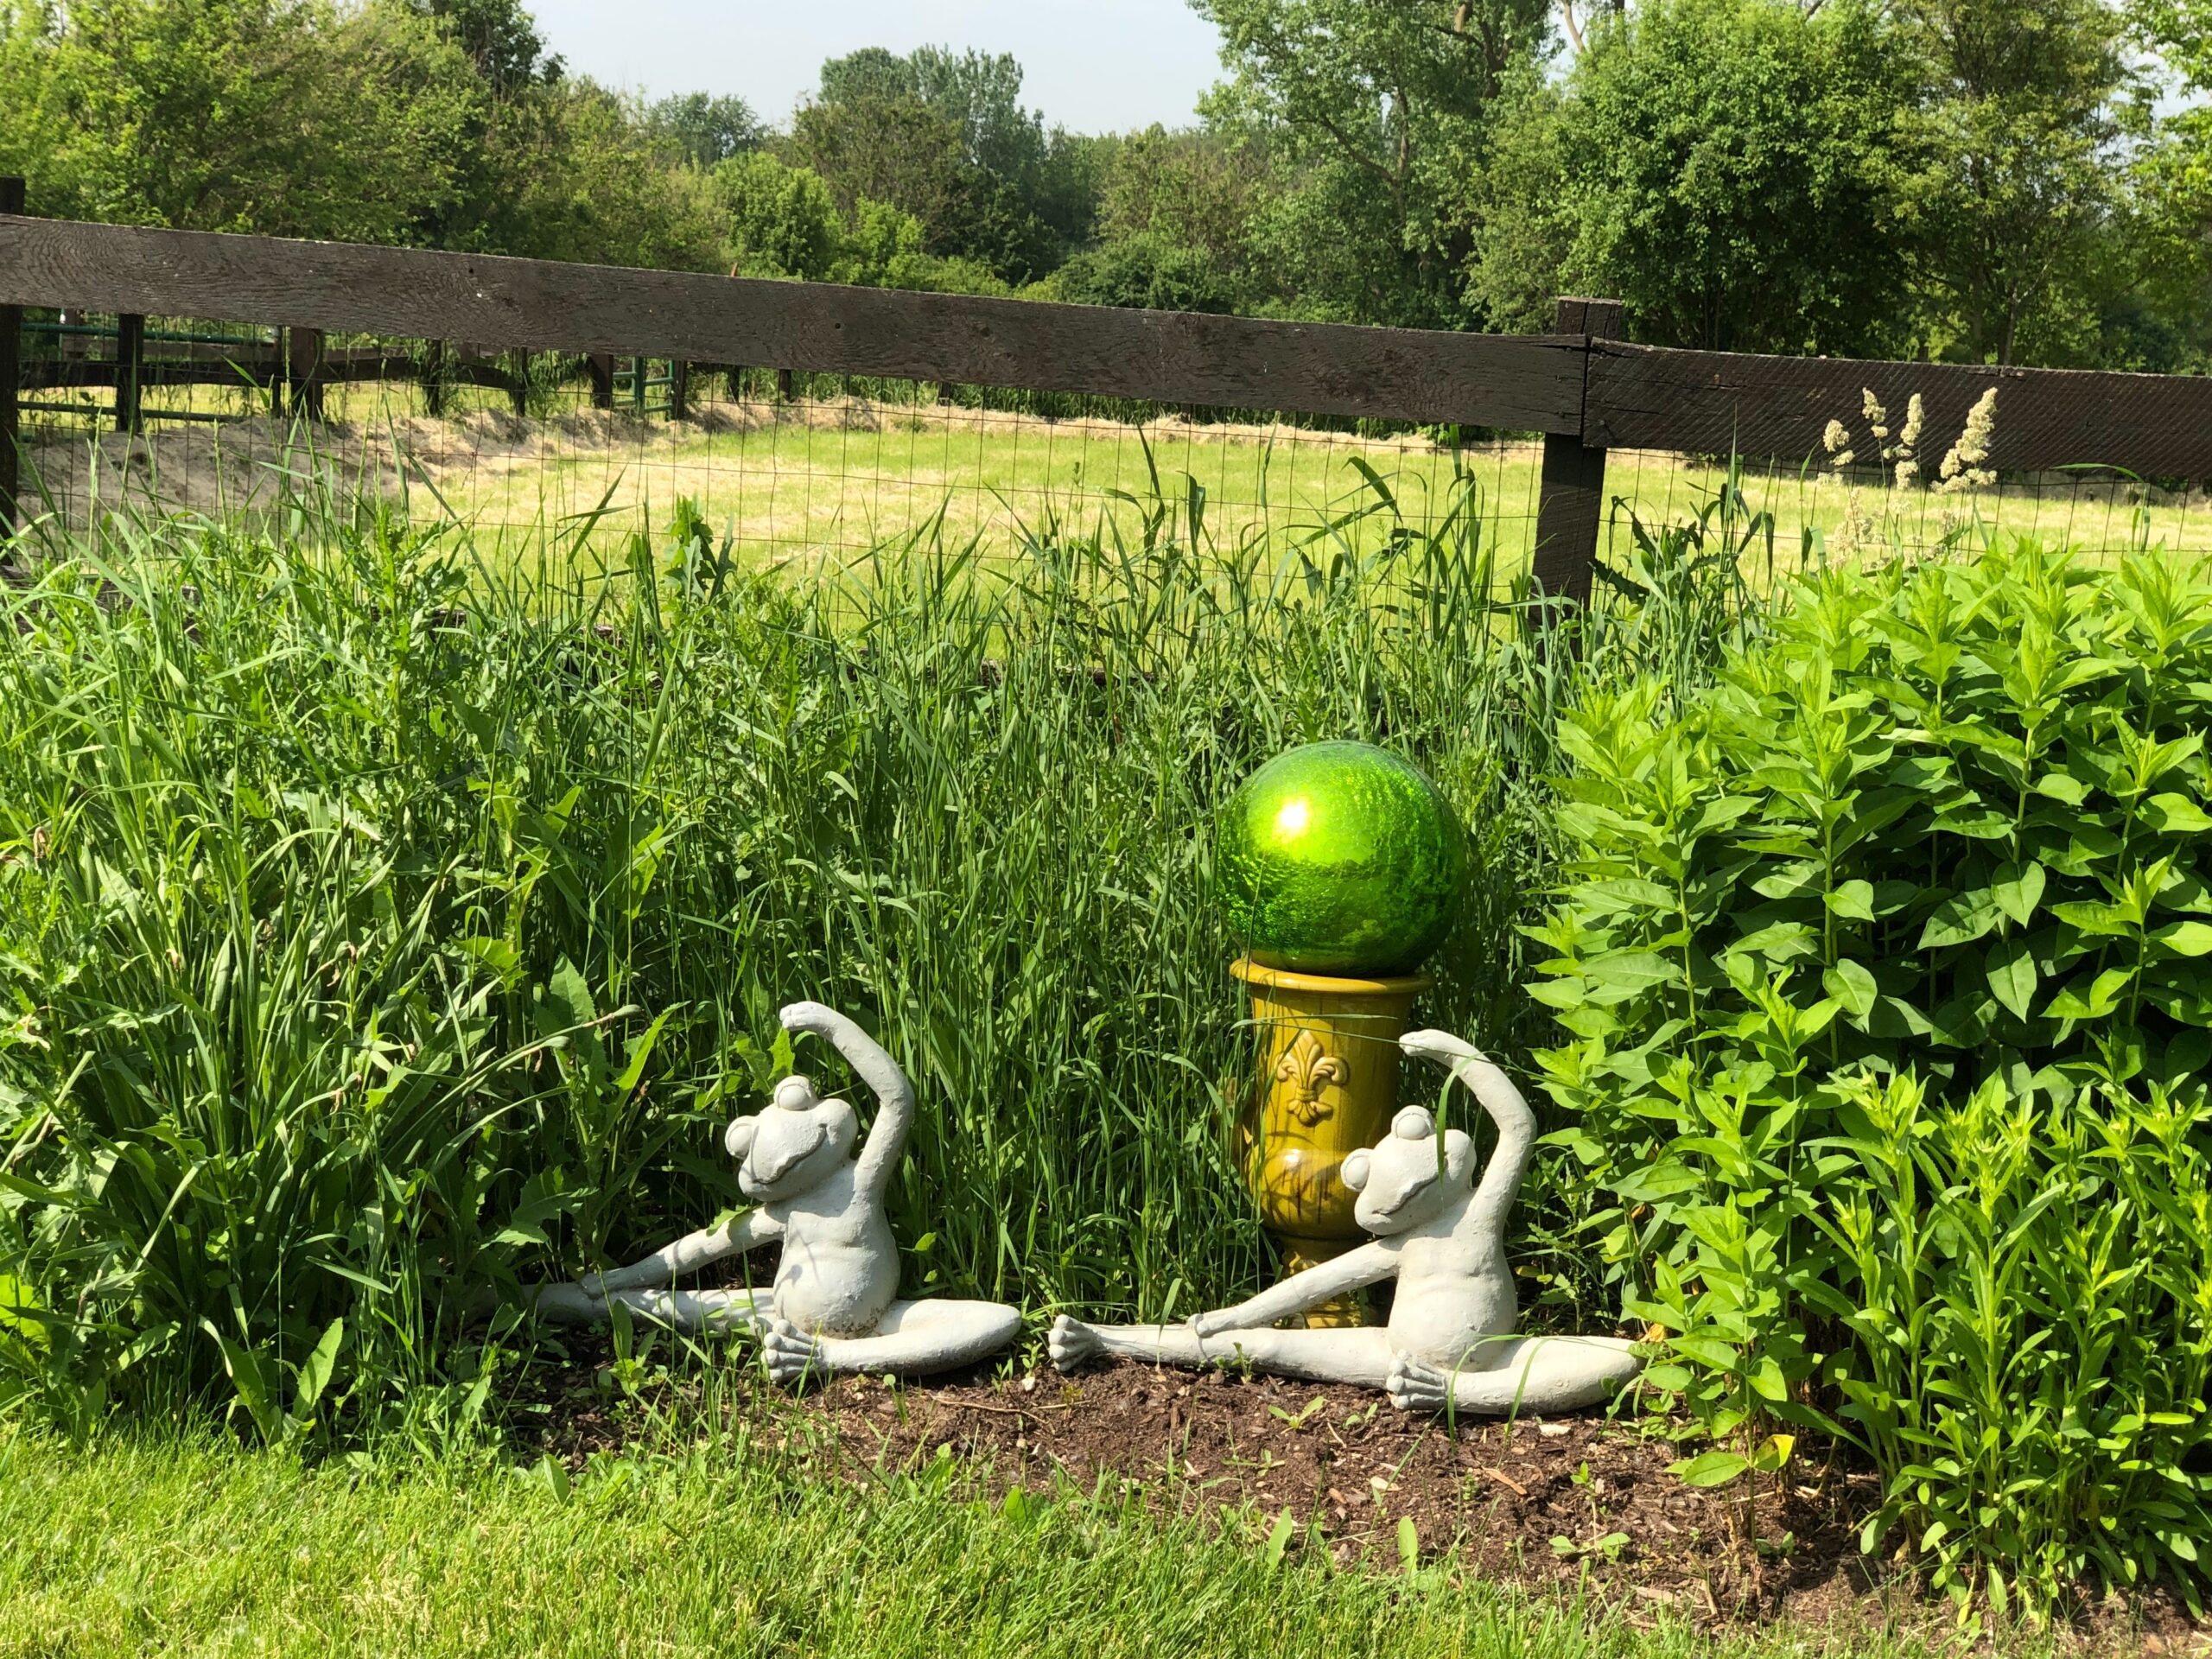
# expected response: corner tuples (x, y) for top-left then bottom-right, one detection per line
(11, 315), (2211, 593)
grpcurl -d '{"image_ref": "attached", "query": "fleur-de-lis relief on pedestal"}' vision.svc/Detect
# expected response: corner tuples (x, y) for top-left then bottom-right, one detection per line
(1274, 1029), (1348, 1127)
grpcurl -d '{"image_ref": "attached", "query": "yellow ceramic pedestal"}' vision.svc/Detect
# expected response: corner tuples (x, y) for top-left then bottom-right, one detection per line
(1231, 957), (1433, 1327)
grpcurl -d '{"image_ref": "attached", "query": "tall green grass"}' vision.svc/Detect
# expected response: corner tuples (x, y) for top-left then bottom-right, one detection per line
(0, 467), (1760, 1440)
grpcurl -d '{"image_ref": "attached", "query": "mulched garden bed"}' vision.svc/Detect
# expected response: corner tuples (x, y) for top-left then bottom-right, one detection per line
(529, 1339), (1893, 1627)
(522, 1338), (2209, 1647)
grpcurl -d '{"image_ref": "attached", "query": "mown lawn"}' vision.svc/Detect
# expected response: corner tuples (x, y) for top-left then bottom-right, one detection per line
(0, 1428), (1986, 1659)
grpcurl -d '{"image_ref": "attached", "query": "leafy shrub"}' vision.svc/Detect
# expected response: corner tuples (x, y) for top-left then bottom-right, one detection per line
(1534, 540), (2212, 1606)
(1033, 231), (1243, 315)
(715, 149), (848, 280)
(712, 153), (1007, 296)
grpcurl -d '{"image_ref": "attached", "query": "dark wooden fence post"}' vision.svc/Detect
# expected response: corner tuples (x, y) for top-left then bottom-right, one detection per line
(115, 312), (145, 435)
(507, 348), (529, 417)
(588, 351), (614, 410)
(669, 359), (690, 421)
(774, 367), (792, 404)
(286, 326), (326, 423)
(0, 176), (22, 534)
(1530, 296), (1623, 613)
(421, 339), (448, 416)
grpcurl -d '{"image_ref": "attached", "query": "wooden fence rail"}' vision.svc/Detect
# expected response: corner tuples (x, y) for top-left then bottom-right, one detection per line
(5, 192), (2212, 589)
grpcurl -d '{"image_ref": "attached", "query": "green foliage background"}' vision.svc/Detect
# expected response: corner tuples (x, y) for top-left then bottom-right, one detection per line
(1470, 0), (1920, 355)
(0, 0), (2206, 368)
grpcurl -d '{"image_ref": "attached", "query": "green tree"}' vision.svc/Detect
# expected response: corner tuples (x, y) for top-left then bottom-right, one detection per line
(1027, 131), (1113, 252)
(1894, 0), (2136, 363)
(901, 43), (1108, 247)
(714, 150), (845, 279)
(376, 3), (716, 269)
(793, 45), (1090, 283)
(648, 92), (762, 170)
(0, 3), (76, 209)
(2107, 3), (2212, 371)
(817, 43), (915, 105)
(13, 0), (480, 244)
(1195, 0), (1553, 327)
(817, 46), (1055, 197)
(396, 0), (571, 255)
(1097, 125), (1263, 270)
(907, 48), (1046, 186)
(1501, 0), (1920, 355)
(1456, 67), (1572, 334)
(836, 194), (927, 284)
(711, 150), (1008, 295)
(787, 84), (967, 237)
(834, 197), (1008, 294)
(1037, 232), (1242, 312)
(493, 80), (725, 269)
(400, 0), (556, 91)
(2139, 0), (2212, 67)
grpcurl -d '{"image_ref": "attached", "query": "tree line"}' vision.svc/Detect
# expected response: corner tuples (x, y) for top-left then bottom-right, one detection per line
(3, 0), (2208, 370)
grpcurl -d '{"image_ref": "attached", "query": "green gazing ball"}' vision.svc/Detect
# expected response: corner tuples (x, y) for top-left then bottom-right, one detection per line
(1217, 741), (1465, 976)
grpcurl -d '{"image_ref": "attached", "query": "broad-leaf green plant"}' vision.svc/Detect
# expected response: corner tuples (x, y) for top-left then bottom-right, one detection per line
(1534, 538), (2212, 1608)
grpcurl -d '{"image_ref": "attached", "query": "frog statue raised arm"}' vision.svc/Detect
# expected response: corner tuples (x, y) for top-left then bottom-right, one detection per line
(518, 1001), (1020, 1382)
(1050, 1028), (1644, 1415)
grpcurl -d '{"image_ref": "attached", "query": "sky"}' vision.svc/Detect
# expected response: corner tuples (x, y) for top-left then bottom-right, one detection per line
(524, 1), (1228, 135)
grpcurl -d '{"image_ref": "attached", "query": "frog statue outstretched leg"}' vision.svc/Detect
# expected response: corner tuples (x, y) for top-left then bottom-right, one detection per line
(513, 1002), (1020, 1382)
(1050, 1029), (1643, 1416)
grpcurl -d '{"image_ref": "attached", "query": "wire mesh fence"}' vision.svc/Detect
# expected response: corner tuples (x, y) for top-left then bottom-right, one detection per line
(1598, 446), (2210, 576)
(10, 312), (2212, 593)
(11, 327), (1542, 584)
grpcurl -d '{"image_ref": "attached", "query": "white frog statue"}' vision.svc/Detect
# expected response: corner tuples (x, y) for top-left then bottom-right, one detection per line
(1051, 1028), (1644, 1415)
(519, 1001), (1020, 1382)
